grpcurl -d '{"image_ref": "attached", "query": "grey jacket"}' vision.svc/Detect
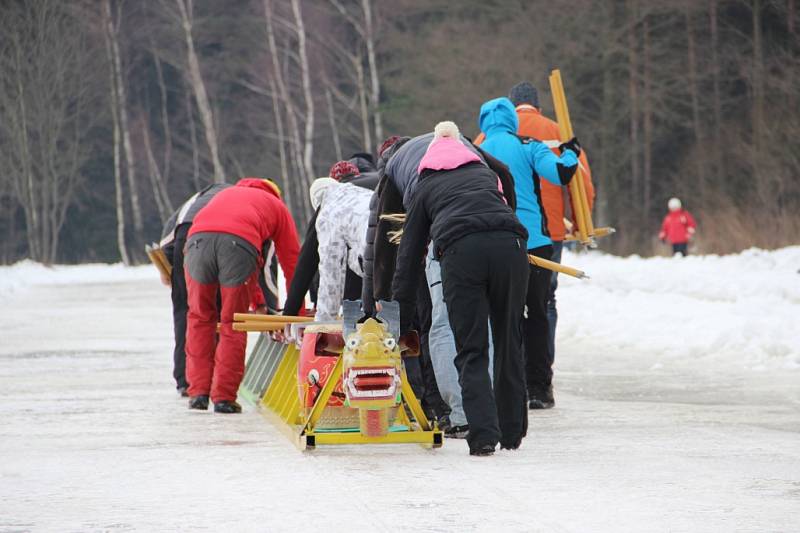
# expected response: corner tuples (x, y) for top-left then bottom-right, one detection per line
(160, 183), (231, 248)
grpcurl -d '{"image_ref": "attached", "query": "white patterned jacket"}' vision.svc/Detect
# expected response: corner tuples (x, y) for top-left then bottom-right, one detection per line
(315, 182), (372, 321)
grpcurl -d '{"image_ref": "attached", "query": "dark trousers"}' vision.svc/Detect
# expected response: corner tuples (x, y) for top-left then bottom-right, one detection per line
(672, 242), (688, 256)
(170, 224), (190, 389)
(343, 268), (363, 300)
(525, 244), (554, 397)
(440, 231), (529, 450)
(546, 241), (564, 367)
(415, 275), (448, 419)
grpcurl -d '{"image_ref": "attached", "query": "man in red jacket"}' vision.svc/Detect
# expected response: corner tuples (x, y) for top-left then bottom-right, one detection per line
(659, 197), (697, 256)
(184, 178), (300, 413)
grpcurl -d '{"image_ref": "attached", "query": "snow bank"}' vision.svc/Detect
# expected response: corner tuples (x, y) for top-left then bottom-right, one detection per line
(0, 260), (155, 296)
(557, 246), (800, 371)
(2, 246), (798, 370)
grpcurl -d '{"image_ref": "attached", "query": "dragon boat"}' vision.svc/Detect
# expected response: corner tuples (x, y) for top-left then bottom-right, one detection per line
(237, 301), (443, 450)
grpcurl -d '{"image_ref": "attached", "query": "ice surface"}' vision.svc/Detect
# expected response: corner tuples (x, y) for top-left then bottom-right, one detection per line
(1, 248), (798, 532)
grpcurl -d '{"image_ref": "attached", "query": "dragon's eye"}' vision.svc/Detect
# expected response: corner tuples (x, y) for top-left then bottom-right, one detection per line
(346, 337), (359, 349)
(383, 338), (396, 349)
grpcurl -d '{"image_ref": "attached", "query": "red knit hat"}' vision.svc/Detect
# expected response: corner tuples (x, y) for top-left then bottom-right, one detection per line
(378, 135), (402, 157)
(329, 161), (360, 181)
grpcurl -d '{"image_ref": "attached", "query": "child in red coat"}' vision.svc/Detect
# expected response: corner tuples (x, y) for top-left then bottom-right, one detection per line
(659, 197), (697, 256)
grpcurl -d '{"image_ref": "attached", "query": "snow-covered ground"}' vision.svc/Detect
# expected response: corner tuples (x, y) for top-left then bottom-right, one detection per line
(1, 248), (798, 532)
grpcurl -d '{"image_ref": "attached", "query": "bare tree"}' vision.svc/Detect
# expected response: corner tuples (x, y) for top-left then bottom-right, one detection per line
(184, 84), (202, 190)
(140, 114), (173, 223)
(292, 0), (316, 187)
(0, 2), (96, 264)
(269, 77), (293, 210)
(329, 0), (384, 148)
(325, 86), (343, 161)
(174, 0), (226, 183)
(263, 0), (312, 218)
(152, 49), (173, 185)
(642, 13), (653, 218)
(627, 0), (641, 210)
(709, 0), (725, 180)
(108, 1), (144, 235)
(751, 0), (765, 184)
(101, 0), (131, 265)
(361, 0), (383, 143)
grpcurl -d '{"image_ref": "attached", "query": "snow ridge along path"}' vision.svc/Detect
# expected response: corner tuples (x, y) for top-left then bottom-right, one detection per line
(1, 248), (798, 532)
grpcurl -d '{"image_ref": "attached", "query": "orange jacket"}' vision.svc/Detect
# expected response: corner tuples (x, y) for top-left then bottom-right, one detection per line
(476, 105), (595, 241)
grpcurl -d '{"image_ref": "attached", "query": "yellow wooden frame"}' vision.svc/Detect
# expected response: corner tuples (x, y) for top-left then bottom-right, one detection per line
(256, 342), (442, 450)
(549, 69), (615, 246)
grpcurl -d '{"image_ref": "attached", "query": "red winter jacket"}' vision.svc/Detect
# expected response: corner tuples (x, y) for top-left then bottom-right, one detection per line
(189, 178), (300, 299)
(659, 209), (697, 244)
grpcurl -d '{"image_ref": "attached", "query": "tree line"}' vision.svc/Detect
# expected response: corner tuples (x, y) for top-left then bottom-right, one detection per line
(0, 0), (797, 264)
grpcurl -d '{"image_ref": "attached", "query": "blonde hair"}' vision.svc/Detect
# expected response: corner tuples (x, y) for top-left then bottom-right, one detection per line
(380, 213), (407, 244)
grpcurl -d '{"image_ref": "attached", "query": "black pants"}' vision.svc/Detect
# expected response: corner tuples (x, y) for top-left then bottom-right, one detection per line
(171, 224), (191, 389)
(524, 245), (554, 397)
(343, 268), (362, 301)
(441, 231), (529, 450)
(415, 275), (449, 419)
(672, 242), (688, 256)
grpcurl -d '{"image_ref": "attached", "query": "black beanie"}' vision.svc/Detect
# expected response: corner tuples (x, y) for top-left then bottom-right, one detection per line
(509, 81), (539, 108)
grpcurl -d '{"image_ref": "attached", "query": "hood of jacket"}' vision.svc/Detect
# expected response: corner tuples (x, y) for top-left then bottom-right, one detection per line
(348, 152), (377, 173)
(418, 137), (481, 174)
(236, 177), (281, 200)
(478, 97), (519, 136)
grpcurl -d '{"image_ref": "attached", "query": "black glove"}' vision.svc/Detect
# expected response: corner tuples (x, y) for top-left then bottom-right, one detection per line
(558, 137), (582, 158)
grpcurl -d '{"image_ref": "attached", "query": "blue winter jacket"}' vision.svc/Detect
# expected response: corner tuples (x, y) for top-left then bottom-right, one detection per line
(478, 97), (578, 249)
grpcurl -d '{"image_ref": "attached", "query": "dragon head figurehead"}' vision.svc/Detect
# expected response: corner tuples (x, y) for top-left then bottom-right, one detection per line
(296, 301), (417, 438)
(342, 318), (403, 414)
(342, 300), (409, 437)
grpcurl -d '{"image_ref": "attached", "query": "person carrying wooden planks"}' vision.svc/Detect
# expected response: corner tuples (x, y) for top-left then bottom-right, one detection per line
(476, 82), (596, 407)
(476, 97), (581, 412)
(509, 81), (595, 405)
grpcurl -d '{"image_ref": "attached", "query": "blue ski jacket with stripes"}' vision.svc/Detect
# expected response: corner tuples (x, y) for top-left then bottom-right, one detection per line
(478, 97), (578, 249)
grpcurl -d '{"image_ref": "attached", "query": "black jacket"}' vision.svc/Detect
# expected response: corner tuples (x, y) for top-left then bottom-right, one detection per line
(391, 161), (527, 328)
(348, 152), (377, 174)
(361, 136), (517, 315)
(360, 137), (410, 314)
(282, 171), (379, 315)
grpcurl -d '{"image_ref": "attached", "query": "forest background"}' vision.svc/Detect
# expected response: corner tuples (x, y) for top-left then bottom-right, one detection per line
(1, 0), (798, 264)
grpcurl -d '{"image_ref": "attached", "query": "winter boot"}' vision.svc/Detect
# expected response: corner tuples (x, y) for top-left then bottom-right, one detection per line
(188, 395), (209, 410)
(469, 443), (496, 457)
(177, 386), (189, 398)
(445, 425), (469, 439)
(528, 385), (555, 410)
(436, 414), (452, 433)
(500, 436), (522, 450)
(214, 400), (242, 414)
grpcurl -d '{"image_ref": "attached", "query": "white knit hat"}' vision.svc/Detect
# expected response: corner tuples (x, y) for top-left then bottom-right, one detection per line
(433, 120), (460, 140)
(309, 177), (338, 210)
(668, 197), (682, 210)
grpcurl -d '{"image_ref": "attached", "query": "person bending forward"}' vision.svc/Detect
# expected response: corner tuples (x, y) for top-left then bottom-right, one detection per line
(391, 121), (530, 456)
(184, 178), (300, 413)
